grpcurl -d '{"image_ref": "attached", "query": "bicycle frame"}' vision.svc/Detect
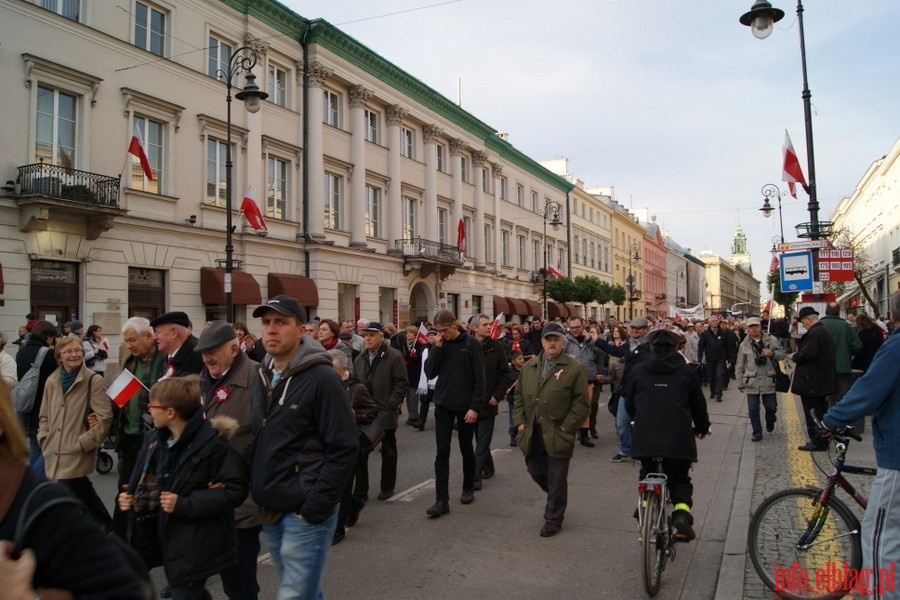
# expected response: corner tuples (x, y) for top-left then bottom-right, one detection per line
(638, 473), (669, 529)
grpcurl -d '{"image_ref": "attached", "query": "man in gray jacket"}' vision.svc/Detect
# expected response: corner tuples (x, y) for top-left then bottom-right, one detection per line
(564, 316), (606, 446)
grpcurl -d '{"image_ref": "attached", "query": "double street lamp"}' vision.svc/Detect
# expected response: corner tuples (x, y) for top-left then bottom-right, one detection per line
(219, 47), (267, 323)
(540, 200), (563, 320)
(626, 243), (641, 319)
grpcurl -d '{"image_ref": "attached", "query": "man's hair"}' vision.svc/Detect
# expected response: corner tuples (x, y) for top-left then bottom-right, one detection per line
(473, 313), (491, 325)
(825, 302), (840, 317)
(122, 316), (153, 337)
(890, 291), (900, 322)
(149, 375), (201, 420)
(328, 348), (349, 372)
(433, 309), (457, 327)
(567, 316), (584, 326)
(32, 321), (58, 340)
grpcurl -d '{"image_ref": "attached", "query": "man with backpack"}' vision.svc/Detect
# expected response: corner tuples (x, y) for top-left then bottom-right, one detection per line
(14, 320), (58, 474)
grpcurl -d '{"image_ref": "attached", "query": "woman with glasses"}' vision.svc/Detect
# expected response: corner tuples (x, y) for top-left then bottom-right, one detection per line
(37, 334), (113, 529)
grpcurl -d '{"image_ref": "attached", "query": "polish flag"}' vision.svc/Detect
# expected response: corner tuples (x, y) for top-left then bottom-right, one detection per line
(763, 298), (773, 314)
(415, 323), (429, 346)
(457, 218), (466, 254)
(128, 124), (154, 181)
(547, 266), (564, 280)
(769, 254), (780, 272)
(107, 369), (146, 408)
(489, 313), (504, 339)
(783, 130), (806, 199)
(240, 186), (267, 231)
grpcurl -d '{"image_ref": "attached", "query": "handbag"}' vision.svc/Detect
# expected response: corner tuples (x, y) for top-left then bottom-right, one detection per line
(771, 359), (791, 393)
(359, 419), (385, 454)
(127, 443), (163, 568)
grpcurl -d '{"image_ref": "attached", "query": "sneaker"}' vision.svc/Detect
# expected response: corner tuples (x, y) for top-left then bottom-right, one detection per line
(672, 510), (695, 541)
(611, 453), (630, 463)
(766, 415), (777, 433)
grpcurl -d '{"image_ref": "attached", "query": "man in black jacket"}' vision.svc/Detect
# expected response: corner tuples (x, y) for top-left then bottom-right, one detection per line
(423, 309), (485, 517)
(697, 315), (736, 401)
(15, 320), (57, 474)
(791, 306), (836, 451)
(472, 314), (510, 490)
(150, 311), (203, 378)
(248, 295), (358, 599)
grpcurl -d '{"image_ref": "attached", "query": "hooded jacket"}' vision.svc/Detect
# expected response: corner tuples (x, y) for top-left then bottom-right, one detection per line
(248, 335), (359, 524)
(626, 350), (710, 462)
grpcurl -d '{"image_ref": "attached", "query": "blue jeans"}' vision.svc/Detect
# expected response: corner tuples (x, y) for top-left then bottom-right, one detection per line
(263, 507), (339, 600)
(616, 396), (631, 456)
(746, 393), (777, 437)
(29, 437), (45, 477)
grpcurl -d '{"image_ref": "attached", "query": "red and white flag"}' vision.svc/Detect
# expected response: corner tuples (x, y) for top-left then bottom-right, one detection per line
(783, 130), (806, 199)
(415, 323), (429, 346)
(107, 368), (147, 408)
(489, 313), (504, 340)
(763, 298), (773, 314)
(769, 254), (780, 272)
(457, 218), (466, 254)
(240, 186), (267, 231)
(548, 257), (564, 280)
(128, 124), (154, 181)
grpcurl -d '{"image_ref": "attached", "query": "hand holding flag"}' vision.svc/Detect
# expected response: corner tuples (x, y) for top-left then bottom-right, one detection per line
(415, 323), (429, 346)
(489, 313), (504, 339)
(107, 369), (148, 408)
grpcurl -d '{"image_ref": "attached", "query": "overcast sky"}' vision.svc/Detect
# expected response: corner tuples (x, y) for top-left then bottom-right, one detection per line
(283, 0), (899, 287)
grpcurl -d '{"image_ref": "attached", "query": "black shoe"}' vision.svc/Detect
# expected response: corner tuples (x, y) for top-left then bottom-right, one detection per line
(510, 435), (517, 447)
(377, 490), (394, 501)
(346, 497), (364, 527)
(579, 433), (595, 447)
(766, 415), (777, 433)
(751, 433), (762, 442)
(418, 422), (426, 431)
(673, 510), (695, 541)
(481, 470), (494, 480)
(716, 394), (722, 402)
(331, 528), (345, 545)
(798, 442), (828, 452)
(589, 428), (599, 439)
(472, 480), (482, 491)
(540, 521), (561, 537)
(160, 585), (172, 599)
(426, 501), (449, 517)
(460, 490), (475, 504)
(408, 420), (422, 428)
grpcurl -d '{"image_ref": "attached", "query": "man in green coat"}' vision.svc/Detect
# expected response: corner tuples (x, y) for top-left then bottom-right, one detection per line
(513, 322), (589, 537)
(819, 302), (862, 408)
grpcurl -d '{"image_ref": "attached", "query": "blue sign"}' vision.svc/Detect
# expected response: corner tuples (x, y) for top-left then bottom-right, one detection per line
(780, 251), (814, 292)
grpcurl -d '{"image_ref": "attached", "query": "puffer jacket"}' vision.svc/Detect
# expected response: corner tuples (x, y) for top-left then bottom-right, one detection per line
(735, 332), (786, 394)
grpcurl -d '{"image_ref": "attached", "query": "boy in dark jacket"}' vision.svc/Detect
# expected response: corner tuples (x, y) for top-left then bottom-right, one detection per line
(118, 376), (248, 600)
(626, 329), (710, 541)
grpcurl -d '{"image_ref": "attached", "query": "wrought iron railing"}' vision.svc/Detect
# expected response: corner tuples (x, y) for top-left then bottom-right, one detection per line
(17, 163), (120, 207)
(394, 238), (463, 264)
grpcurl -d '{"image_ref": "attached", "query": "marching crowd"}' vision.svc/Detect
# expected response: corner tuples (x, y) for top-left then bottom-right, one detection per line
(0, 297), (897, 599)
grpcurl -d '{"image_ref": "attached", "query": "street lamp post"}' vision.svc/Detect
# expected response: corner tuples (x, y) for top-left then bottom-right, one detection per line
(627, 243), (641, 319)
(759, 183), (786, 243)
(220, 47), (267, 324)
(740, 0), (831, 240)
(675, 265), (685, 308)
(540, 200), (563, 320)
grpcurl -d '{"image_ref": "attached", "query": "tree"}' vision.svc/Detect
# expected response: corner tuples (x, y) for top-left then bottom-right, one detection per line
(766, 269), (799, 314)
(545, 277), (577, 303)
(610, 284), (627, 308)
(572, 276), (603, 311)
(825, 227), (881, 317)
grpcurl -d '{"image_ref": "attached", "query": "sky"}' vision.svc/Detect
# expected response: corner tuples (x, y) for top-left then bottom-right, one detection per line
(283, 0), (900, 288)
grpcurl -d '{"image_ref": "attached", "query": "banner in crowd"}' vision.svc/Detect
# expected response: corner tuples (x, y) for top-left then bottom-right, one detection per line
(669, 303), (705, 321)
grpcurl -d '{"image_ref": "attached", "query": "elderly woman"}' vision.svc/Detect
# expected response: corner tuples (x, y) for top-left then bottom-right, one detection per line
(37, 335), (113, 529)
(0, 332), (17, 390)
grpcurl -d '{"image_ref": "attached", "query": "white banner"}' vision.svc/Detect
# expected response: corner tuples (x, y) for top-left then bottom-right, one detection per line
(669, 303), (705, 321)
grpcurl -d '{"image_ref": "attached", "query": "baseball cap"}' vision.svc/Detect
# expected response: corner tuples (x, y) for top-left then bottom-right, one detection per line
(252, 295), (307, 321)
(541, 322), (566, 338)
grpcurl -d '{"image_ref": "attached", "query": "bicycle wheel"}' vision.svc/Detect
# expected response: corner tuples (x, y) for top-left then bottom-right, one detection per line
(642, 492), (665, 596)
(748, 487), (862, 600)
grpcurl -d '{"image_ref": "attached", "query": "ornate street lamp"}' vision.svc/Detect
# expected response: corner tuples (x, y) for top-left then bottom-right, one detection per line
(675, 265), (685, 308)
(759, 183), (786, 244)
(218, 47), (267, 323)
(627, 243), (641, 319)
(540, 200), (563, 320)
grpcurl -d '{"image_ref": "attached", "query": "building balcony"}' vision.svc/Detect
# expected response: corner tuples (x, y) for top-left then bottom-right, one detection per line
(393, 237), (463, 279)
(12, 163), (126, 240)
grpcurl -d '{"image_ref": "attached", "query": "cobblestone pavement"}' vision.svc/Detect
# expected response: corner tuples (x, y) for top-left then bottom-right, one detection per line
(742, 391), (876, 599)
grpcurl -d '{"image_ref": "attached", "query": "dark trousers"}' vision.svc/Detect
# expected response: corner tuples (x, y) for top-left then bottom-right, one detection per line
(639, 457), (693, 510)
(112, 432), (142, 537)
(747, 393), (777, 437)
(589, 384), (601, 433)
(800, 394), (829, 446)
(434, 405), (475, 501)
(826, 373), (852, 409)
(59, 476), (112, 530)
(338, 452), (366, 530)
(219, 525), (261, 600)
(353, 428), (397, 497)
(474, 416), (496, 481)
(418, 390), (433, 426)
(525, 423), (570, 525)
(707, 359), (726, 397)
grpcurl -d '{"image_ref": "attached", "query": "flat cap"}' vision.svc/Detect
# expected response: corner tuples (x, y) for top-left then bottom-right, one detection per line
(195, 320), (237, 352)
(648, 329), (683, 347)
(745, 317), (761, 326)
(629, 316), (650, 328)
(69, 320), (84, 332)
(541, 322), (566, 338)
(798, 306), (819, 319)
(150, 311), (191, 329)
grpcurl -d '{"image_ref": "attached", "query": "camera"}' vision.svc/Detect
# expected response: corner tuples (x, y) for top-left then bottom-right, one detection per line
(754, 355), (768, 366)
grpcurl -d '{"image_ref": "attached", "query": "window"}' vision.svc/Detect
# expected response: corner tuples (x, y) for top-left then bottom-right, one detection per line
(499, 176), (508, 200)
(483, 225), (492, 263)
(267, 63), (287, 107)
(438, 208), (448, 245)
(323, 90), (339, 127)
(364, 109), (379, 143)
(324, 172), (342, 230)
(604, 246), (609, 271)
(460, 156), (469, 182)
(402, 196), (416, 239)
(205, 138), (228, 207)
(574, 235), (580, 264)
(532, 240), (540, 270)
(131, 115), (162, 192)
(207, 35), (232, 80)
(516, 184), (524, 207)
(481, 169), (489, 192)
(35, 85), (77, 167)
(134, 1), (166, 57)
(531, 191), (538, 212)
(40, 0), (80, 21)
(590, 242), (596, 268)
(401, 126), (415, 159)
(365, 186), (380, 237)
(501, 230), (510, 266)
(463, 216), (472, 257)
(582, 239), (588, 266)
(436, 143), (446, 172)
(518, 235), (527, 269)
(266, 157), (288, 219)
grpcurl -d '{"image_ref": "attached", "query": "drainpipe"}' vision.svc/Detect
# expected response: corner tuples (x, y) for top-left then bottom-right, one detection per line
(301, 20), (312, 278)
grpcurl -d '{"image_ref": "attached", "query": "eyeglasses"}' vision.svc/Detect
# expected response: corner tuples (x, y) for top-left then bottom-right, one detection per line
(60, 348), (84, 355)
(147, 404), (170, 411)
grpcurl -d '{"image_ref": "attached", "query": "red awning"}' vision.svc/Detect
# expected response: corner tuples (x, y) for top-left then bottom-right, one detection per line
(492, 295), (510, 316)
(522, 299), (541, 317)
(505, 297), (528, 316)
(268, 273), (319, 307)
(547, 301), (565, 319)
(200, 267), (262, 305)
(565, 303), (580, 318)
(0, 262), (4, 295)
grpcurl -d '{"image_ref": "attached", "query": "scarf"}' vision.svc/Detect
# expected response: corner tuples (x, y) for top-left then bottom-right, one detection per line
(60, 367), (79, 394)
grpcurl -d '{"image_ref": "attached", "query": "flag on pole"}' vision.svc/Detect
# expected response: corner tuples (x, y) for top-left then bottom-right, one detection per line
(240, 186), (267, 231)
(763, 298), (772, 314)
(783, 129), (806, 199)
(128, 124), (154, 181)
(107, 368), (147, 408)
(457, 218), (466, 254)
(547, 256), (564, 279)
(415, 323), (429, 346)
(489, 312), (504, 339)
(769, 254), (780, 272)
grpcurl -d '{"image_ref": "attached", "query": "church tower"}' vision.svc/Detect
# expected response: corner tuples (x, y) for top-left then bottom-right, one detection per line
(728, 217), (752, 272)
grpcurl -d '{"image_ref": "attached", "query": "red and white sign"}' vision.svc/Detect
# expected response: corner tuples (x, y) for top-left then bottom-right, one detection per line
(816, 248), (855, 282)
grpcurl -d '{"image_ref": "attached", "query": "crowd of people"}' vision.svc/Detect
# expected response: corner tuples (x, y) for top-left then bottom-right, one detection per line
(0, 299), (897, 598)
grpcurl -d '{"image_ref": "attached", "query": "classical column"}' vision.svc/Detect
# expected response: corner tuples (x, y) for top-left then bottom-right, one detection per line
(386, 105), (407, 250)
(305, 61), (331, 241)
(449, 138), (466, 257)
(422, 124), (442, 243)
(348, 85), (371, 247)
(472, 151), (487, 269)
(492, 162), (503, 272)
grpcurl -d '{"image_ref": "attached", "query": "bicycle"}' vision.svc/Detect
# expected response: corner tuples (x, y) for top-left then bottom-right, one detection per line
(637, 458), (680, 597)
(748, 412), (876, 599)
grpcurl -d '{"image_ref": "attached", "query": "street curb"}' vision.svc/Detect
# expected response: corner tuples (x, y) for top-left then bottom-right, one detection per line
(716, 422), (754, 599)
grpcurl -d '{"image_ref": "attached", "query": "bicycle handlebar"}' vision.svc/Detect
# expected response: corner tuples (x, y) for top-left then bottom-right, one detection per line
(810, 408), (862, 442)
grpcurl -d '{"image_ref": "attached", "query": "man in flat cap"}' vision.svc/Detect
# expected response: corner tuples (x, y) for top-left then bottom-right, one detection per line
(196, 321), (261, 600)
(626, 329), (710, 542)
(150, 311), (203, 378)
(790, 306), (836, 451)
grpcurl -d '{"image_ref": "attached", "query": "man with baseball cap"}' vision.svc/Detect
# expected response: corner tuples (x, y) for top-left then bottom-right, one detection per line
(790, 306), (836, 451)
(513, 321), (589, 537)
(246, 296), (358, 599)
